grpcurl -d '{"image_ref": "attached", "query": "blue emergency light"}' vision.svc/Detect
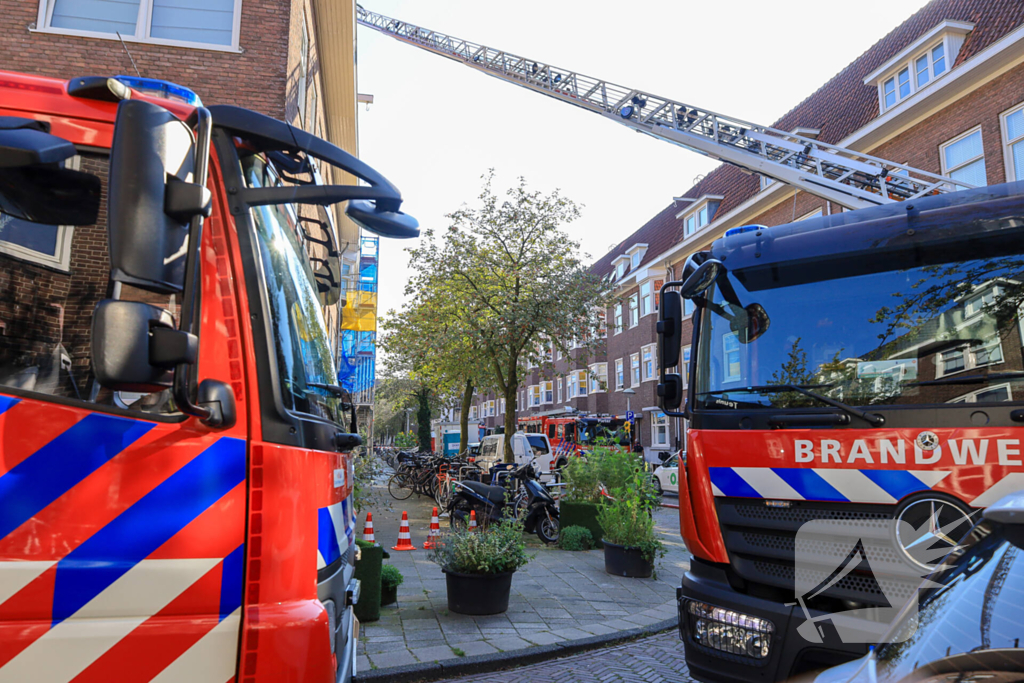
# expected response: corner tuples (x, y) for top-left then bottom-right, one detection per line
(115, 76), (203, 106)
(724, 224), (767, 238)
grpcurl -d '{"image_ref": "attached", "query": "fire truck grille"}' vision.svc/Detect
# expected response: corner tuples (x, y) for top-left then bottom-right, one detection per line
(715, 498), (918, 607)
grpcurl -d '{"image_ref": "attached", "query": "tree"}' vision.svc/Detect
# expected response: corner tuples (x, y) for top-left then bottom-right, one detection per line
(404, 173), (610, 460)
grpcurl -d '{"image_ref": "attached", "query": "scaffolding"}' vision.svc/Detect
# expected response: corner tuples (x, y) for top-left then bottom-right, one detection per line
(339, 234), (379, 405)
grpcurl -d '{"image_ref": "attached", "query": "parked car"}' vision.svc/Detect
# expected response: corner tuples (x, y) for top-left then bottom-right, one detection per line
(477, 432), (554, 474)
(651, 451), (682, 496)
(812, 490), (1024, 683)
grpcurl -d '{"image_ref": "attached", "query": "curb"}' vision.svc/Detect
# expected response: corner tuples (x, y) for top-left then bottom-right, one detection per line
(354, 615), (679, 683)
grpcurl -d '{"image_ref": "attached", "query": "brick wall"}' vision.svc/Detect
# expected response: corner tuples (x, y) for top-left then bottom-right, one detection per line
(1, 0), (292, 119)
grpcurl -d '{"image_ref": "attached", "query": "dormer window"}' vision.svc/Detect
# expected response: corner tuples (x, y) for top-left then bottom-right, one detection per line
(864, 20), (971, 114)
(676, 195), (722, 237)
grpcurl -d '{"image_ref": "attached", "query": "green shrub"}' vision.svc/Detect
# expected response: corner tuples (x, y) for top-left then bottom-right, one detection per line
(381, 564), (404, 589)
(428, 516), (533, 575)
(597, 469), (663, 563)
(561, 447), (645, 503)
(558, 525), (593, 551)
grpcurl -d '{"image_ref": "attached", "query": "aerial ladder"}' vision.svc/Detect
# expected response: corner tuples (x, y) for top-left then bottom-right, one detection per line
(356, 6), (972, 211)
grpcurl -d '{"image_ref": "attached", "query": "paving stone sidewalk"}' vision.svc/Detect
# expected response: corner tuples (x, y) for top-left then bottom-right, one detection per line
(355, 484), (689, 674)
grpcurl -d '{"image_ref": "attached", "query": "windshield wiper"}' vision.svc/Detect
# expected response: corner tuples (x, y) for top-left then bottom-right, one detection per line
(908, 371), (1024, 387)
(700, 384), (885, 426)
(308, 381), (346, 397)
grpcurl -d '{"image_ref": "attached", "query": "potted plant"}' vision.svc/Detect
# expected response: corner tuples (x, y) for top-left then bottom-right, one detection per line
(598, 469), (663, 578)
(380, 564), (404, 606)
(428, 515), (532, 615)
(559, 448), (636, 548)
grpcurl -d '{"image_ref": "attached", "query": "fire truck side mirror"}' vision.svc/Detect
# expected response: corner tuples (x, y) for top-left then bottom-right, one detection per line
(91, 300), (195, 391)
(657, 290), (682, 368)
(107, 99), (211, 294)
(657, 374), (683, 411)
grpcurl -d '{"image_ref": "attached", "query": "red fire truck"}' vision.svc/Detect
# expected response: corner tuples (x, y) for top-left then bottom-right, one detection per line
(0, 71), (417, 682)
(657, 183), (1024, 682)
(519, 413), (629, 465)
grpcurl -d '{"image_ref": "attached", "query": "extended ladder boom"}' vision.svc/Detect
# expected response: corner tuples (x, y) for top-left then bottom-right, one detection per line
(357, 7), (973, 210)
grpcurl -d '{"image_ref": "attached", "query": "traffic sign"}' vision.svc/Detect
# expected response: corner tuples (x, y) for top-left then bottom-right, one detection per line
(626, 411), (635, 421)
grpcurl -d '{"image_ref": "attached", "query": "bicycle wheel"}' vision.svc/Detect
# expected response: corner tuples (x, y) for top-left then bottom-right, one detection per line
(388, 472), (414, 500)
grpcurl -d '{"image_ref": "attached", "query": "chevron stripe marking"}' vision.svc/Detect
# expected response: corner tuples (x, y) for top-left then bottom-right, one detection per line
(770, 468), (847, 501)
(50, 438), (246, 626)
(0, 399), (81, 477)
(147, 481), (246, 561)
(0, 564), (56, 668)
(148, 610), (241, 683)
(731, 467), (803, 500)
(708, 468), (759, 498)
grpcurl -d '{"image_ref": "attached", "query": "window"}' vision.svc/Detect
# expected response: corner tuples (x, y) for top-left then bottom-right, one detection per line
(470, 406), (478, 420)
(681, 346), (692, 385)
(499, 398), (505, 414)
(685, 215), (696, 236)
(488, 400), (496, 417)
(0, 156), (80, 270)
(615, 359), (625, 390)
(528, 385), (541, 408)
(950, 384), (1012, 404)
(681, 198), (720, 236)
(640, 281), (653, 317)
(631, 252), (641, 269)
(588, 364), (607, 393)
(723, 332), (741, 382)
(616, 262), (626, 279)
(684, 298), (695, 318)
(614, 304), (623, 334)
(629, 294), (639, 328)
(567, 373), (576, 399)
(879, 42), (950, 110)
(938, 339), (1003, 377)
(542, 381), (553, 404)
(576, 370), (588, 397)
(1001, 104), (1024, 182)
(38, 0), (241, 49)
(965, 287), (999, 318)
(642, 344), (657, 381)
(651, 412), (669, 448)
(298, 18), (309, 126)
(797, 208), (823, 221)
(631, 353), (641, 386)
(557, 378), (563, 404)
(941, 128), (987, 186)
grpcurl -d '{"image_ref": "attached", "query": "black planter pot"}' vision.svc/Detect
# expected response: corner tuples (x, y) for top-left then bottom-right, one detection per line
(381, 583), (398, 606)
(603, 540), (653, 578)
(443, 570), (515, 615)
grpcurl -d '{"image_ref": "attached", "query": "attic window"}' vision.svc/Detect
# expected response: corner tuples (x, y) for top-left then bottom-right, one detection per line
(675, 195), (723, 237)
(863, 20), (972, 114)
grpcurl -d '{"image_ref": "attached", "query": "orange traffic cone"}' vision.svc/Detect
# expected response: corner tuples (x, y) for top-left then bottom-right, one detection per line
(363, 512), (375, 544)
(392, 511), (417, 551)
(469, 509), (478, 531)
(423, 507), (441, 549)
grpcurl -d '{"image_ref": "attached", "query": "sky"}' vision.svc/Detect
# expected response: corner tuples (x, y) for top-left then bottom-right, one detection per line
(356, 0), (933, 319)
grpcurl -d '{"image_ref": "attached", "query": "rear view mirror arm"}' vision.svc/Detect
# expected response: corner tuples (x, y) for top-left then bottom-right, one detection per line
(173, 107), (222, 427)
(238, 184), (398, 208)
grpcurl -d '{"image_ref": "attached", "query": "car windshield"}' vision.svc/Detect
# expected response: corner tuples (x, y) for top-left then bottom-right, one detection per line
(241, 154), (343, 422)
(527, 435), (549, 454)
(695, 248), (1024, 410)
(869, 520), (1024, 682)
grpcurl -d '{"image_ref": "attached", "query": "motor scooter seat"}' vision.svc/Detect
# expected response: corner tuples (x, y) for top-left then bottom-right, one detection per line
(463, 480), (508, 505)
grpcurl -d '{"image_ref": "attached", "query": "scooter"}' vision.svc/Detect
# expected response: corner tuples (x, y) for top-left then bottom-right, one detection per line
(448, 464), (560, 544)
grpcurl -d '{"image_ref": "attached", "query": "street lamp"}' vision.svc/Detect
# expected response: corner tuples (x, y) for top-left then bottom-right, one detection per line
(405, 407), (413, 434)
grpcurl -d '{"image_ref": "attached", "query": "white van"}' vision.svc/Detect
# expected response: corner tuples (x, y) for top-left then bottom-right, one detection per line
(477, 432), (554, 473)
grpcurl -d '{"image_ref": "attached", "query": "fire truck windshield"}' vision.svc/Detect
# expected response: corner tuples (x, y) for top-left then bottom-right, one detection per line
(241, 154), (343, 423)
(695, 249), (1024, 410)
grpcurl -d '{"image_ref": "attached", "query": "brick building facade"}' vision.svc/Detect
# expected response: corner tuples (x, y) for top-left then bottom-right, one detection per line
(468, 0), (1024, 462)
(0, 0), (364, 400)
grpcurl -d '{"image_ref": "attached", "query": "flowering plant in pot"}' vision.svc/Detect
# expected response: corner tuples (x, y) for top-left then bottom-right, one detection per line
(597, 468), (663, 578)
(428, 515), (532, 615)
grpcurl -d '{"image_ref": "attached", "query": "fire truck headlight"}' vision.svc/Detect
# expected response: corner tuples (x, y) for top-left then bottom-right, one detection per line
(683, 600), (774, 660)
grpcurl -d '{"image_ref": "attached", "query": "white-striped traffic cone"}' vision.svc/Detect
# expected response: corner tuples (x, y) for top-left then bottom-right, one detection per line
(392, 510), (417, 551)
(363, 512), (375, 544)
(423, 507), (441, 549)
(469, 509), (478, 531)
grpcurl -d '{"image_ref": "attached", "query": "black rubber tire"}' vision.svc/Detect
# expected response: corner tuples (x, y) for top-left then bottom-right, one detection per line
(388, 472), (414, 500)
(537, 514), (559, 544)
(652, 476), (664, 498)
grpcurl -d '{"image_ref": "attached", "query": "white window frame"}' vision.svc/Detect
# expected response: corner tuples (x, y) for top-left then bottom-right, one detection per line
(679, 197), (721, 237)
(614, 304), (623, 334)
(936, 338), (1004, 378)
(681, 346), (692, 386)
(34, 0), (243, 52)
(949, 383), (1013, 404)
(797, 208), (823, 222)
(651, 412), (670, 448)
(615, 359), (625, 391)
(469, 405), (478, 420)
(298, 16), (309, 127)
(499, 398), (505, 414)
(642, 344), (657, 382)
(576, 370), (589, 397)
(1000, 102), (1024, 182)
(542, 381), (553, 405)
(640, 281), (653, 317)
(683, 297), (696, 319)
(876, 40), (951, 112)
(723, 332), (742, 383)
(630, 353), (641, 387)
(629, 294), (639, 328)
(528, 385), (541, 408)
(940, 126), (986, 186)
(557, 378), (563, 404)
(588, 363), (607, 394)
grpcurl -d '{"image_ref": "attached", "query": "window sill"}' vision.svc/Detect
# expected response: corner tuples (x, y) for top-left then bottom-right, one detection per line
(31, 26), (242, 53)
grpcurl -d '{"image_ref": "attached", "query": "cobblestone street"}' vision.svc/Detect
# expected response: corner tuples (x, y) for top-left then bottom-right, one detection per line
(434, 631), (694, 683)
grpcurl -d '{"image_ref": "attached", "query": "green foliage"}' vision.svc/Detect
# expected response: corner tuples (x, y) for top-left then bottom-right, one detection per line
(428, 516), (533, 575)
(597, 468), (664, 564)
(356, 538), (375, 550)
(381, 564), (404, 589)
(416, 390), (432, 453)
(558, 525), (593, 551)
(561, 448), (640, 504)
(394, 431), (417, 448)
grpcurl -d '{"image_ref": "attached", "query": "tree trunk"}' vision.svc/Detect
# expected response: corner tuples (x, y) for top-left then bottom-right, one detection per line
(459, 379), (474, 454)
(416, 388), (432, 453)
(502, 360), (518, 463)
